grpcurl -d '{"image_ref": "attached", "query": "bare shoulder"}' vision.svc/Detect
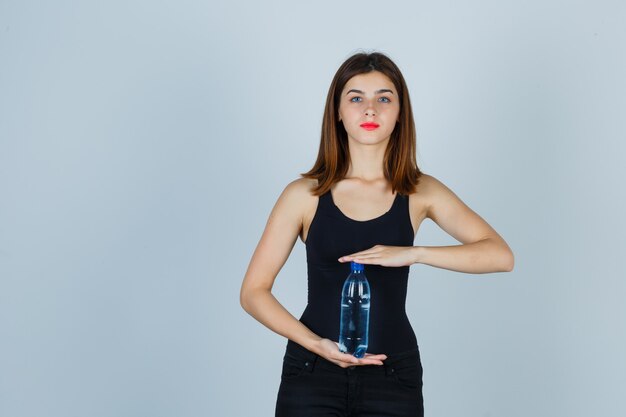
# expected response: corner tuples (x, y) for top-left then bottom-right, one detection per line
(276, 177), (318, 220)
(415, 173), (465, 219)
(414, 172), (445, 195)
(407, 172), (439, 203)
(281, 177), (318, 203)
(279, 178), (319, 243)
(410, 173), (453, 212)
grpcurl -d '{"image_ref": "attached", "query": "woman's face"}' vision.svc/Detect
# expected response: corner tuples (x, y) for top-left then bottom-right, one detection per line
(337, 71), (400, 147)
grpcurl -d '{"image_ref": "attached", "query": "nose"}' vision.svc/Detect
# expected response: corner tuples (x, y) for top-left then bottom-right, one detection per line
(365, 105), (376, 117)
(364, 98), (377, 117)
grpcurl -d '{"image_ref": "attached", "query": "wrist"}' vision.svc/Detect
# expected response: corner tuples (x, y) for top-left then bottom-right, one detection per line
(302, 336), (324, 355)
(412, 246), (425, 264)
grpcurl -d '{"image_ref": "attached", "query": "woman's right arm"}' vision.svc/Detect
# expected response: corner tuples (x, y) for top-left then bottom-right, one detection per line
(239, 179), (324, 353)
(239, 179), (386, 366)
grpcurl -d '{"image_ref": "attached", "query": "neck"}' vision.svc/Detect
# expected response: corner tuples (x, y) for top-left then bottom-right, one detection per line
(345, 139), (387, 181)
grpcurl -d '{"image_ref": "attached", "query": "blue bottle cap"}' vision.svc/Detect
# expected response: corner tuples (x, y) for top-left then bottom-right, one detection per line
(350, 261), (364, 271)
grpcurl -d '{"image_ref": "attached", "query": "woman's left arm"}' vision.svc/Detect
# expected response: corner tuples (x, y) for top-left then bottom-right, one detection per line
(338, 174), (515, 274)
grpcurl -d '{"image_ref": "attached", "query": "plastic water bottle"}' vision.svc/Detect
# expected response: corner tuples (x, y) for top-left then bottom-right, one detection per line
(338, 261), (370, 358)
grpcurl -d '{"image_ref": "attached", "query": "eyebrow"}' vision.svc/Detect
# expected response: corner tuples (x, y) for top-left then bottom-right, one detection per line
(346, 89), (395, 95)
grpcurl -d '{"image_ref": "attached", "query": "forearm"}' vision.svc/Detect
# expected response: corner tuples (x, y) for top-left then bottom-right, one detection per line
(412, 237), (514, 274)
(240, 288), (323, 354)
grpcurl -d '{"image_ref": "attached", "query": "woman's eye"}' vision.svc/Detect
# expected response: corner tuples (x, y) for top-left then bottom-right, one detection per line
(349, 96), (391, 103)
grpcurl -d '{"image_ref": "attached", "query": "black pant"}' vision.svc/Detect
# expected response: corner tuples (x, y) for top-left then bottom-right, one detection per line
(275, 340), (424, 417)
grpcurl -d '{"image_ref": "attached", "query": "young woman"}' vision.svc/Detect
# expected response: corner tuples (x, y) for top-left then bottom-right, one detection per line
(240, 51), (514, 417)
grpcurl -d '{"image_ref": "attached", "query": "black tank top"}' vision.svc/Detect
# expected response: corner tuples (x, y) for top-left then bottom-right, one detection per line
(299, 188), (419, 354)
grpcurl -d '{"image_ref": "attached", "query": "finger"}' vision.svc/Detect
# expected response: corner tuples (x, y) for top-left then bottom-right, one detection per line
(352, 255), (381, 261)
(334, 354), (388, 367)
(364, 353), (388, 360)
(338, 247), (383, 262)
(338, 254), (367, 262)
(358, 354), (386, 361)
(334, 356), (382, 366)
(355, 250), (385, 258)
(349, 256), (381, 265)
(341, 353), (387, 365)
(355, 358), (385, 365)
(340, 253), (382, 263)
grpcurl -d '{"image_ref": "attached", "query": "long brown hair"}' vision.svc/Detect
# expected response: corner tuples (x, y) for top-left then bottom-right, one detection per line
(301, 51), (422, 196)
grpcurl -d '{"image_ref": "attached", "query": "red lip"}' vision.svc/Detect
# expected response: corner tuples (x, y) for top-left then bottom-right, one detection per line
(360, 122), (380, 130)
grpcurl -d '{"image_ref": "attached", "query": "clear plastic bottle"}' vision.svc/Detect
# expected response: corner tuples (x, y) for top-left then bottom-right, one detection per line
(338, 261), (370, 358)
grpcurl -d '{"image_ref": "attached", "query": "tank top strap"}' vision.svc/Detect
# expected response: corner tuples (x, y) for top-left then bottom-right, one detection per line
(397, 192), (409, 208)
(316, 189), (334, 212)
(397, 192), (414, 236)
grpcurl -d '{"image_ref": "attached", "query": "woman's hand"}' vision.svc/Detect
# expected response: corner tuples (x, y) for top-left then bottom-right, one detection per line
(317, 338), (387, 368)
(338, 245), (418, 267)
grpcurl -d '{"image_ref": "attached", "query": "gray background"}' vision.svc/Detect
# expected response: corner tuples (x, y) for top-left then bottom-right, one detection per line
(1, 1), (625, 416)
